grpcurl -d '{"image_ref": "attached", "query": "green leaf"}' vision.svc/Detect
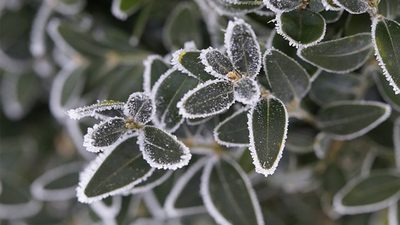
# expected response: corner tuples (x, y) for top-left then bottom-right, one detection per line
(206, 0), (263, 16)
(126, 170), (173, 194)
(334, 0), (369, 14)
(112, 0), (147, 20)
(214, 108), (250, 147)
(30, 162), (82, 201)
(317, 101), (391, 140)
(263, 49), (310, 104)
(163, 2), (202, 50)
(178, 80), (235, 119)
(308, 0), (325, 12)
(333, 170), (400, 214)
(372, 17), (400, 94)
(77, 136), (154, 203)
(200, 156), (264, 225)
(233, 77), (261, 105)
(298, 33), (373, 73)
(277, 8), (326, 47)
(67, 100), (125, 120)
(124, 92), (155, 125)
(143, 55), (170, 94)
(225, 18), (261, 78)
(374, 69), (400, 112)
(309, 71), (362, 106)
(83, 117), (128, 152)
(172, 50), (215, 81)
(378, 0), (399, 19)
(264, 0), (303, 12)
(320, 9), (343, 23)
(138, 126), (191, 170)
(152, 69), (200, 132)
(248, 97), (288, 177)
(165, 157), (207, 216)
(200, 47), (235, 79)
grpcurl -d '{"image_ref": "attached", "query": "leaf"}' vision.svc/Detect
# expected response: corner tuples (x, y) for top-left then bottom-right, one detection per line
(248, 97), (288, 177)
(200, 156), (264, 225)
(77, 136), (154, 203)
(263, 0), (303, 12)
(83, 117), (128, 152)
(308, 0), (325, 12)
(214, 108), (250, 147)
(178, 79), (235, 119)
(172, 49), (215, 81)
(143, 55), (170, 94)
(374, 70), (400, 112)
(285, 121), (317, 154)
(206, 0), (263, 16)
(138, 126), (192, 170)
(67, 100), (125, 120)
(333, 170), (400, 214)
(389, 200), (400, 225)
(320, 9), (343, 23)
(126, 170), (173, 194)
(233, 77), (260, 105)
(298, 33), (373, 73)
(333, 0), (369, 14)
(225, 18), (261, 78)
(112, 0), (146, 20)
(309, 71), (362, 106)
(30, 162), (83, 201)
(151, 69), (200, 132)
(317, 101), (391, 140)
(165, 157), (208, 217)
(200, 47), (235, 80)
(263, 49), (310, 104)
(372, 17), (400, 94)
(124, 92), (155, 125)
(378, 0), (399, 20)
(276, 8), (326, 48)
(163, 2), (202, 50)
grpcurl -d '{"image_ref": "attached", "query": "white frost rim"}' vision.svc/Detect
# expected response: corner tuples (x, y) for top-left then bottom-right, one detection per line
(143, 54), (169, 95)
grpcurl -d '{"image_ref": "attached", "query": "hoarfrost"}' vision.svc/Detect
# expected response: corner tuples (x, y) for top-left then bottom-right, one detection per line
(200, 47), (234, 80)
(233, 77), (261, 105)
(67, 100), (125, 120)
(124, 92), (156, 125)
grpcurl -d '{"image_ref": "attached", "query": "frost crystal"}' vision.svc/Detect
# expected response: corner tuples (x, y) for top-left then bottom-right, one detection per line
(233, 77), (260, 105)
(200, 47), (234, 79)
(124, 92), (156, 125)
(67, 100), (125, 120)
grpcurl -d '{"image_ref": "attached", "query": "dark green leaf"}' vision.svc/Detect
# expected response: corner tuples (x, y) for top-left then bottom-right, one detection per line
(277, 8), (326, 47)
(206, 0), (263, 16)
(225, 18), (261, 78)
(152, 69), (200, 132)
(214, 108), (250, 147)
(138, 126), (191, 170)
(163, 2), (202, 50)
(320, 9), (343, 23)
(84, 117), (128, 152)
(333, 170), (400, 214)
(317, 101), (391, 140)
(372, 17), (400, 94)
(200, 48), (235, 79)
(201, 156), (264, 225)
(309, 71), (362, 106)
(378, 0), (399, 19)
(143, 55), (170, 94)
(172, 50), (215, 81)
(124, 92), (155, 125)
(264, 0), (303, 12)
(77, 136), (154, 203)
(374, 69), (400, 112)
(263, 49), (310, 104)
(127, 170), (173, 194)
(298, 33), (373, 73)
(178, 80), (235, 118)
(308, 0), (325, 12)
(248, 97), (288, 176)
(334, 0), (369, 14)
(233, 77), (260, 105)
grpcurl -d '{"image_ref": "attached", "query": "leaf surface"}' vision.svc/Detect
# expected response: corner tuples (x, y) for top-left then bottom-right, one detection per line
(214, 108), (250, 147)
(143, 55), (170, 94)
(172, 50), (215, 81)
(263, 0), (303, 12)
(233, 77), (260, 105)
(333, 0), (369, 14)
(200, 48), (235, 79)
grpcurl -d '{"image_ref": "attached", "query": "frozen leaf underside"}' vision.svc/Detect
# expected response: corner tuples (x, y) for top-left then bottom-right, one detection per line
(178, 80), (235, 118)
(298, 33), (373, 73)
(248, 97), (288, 176)
(372, 18), (400, 94)
(139, 126), (191, 170)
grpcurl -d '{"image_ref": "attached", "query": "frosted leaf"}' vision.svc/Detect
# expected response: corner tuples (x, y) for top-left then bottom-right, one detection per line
(124, 170), (173, 195)
(206, 0), (263, 16)
(124, 92), (155, 125)
(138, 126), (192, 170)
(263, 0), (303, 12)
(321, 0), (342, 11)
(200, 47), (235, 80)
(177, 79), (235, 119)
(233, 77), (260, 105)
(225, 18), (261, 78)
(143, 54), (169, 94)
(332, 0), (369, 14)
(214, 107), (250, 147)
(83, 117), (128, 152)
(67, 100), (125, 120)
(172, 49), (215, 81)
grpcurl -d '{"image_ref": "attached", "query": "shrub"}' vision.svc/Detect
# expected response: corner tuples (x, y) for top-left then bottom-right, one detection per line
(1, 0), (400, 224)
